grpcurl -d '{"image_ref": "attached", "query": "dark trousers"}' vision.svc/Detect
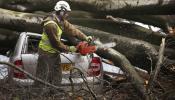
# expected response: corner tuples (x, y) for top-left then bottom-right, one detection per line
(35, 49), (62, 87)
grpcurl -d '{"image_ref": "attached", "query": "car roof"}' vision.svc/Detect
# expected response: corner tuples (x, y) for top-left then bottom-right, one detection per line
(20, 32), (42, 37)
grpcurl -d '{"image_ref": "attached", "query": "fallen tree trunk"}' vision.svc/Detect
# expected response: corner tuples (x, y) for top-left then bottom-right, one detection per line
(76, 25), (158, 70)
(1, 0), (175, 15)
(0, 28), (18, 41)
(154, 45), (175, 59)
(0, 8), (43, 33)
(115, 15), (175, 32)
(1, 0), (175, 32)
(95, 40), (147, 99)
(1, 8), (175, 69)
(0, 8), (96, 33)
(0, 28), (18, 54)
(68, 0), (175, 14)
(70, 18), (165, 45)
(0, 8), (167, 45)
(0, 8), (159, 68)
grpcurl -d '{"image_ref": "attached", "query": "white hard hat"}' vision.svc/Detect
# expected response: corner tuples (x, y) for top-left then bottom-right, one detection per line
(54, 1), (71, 11)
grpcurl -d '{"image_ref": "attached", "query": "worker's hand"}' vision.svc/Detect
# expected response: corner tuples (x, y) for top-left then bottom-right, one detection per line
(69, 46), (77, 52)
(85, 36), (93, 42)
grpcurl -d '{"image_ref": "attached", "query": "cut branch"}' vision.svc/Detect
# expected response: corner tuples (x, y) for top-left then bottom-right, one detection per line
(147, 38), (166, 95)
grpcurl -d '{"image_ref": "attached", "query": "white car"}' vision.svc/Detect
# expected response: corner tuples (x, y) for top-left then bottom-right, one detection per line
(8, 32), (123, 91)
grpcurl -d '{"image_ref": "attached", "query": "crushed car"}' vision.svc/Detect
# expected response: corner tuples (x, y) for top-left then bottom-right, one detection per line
(7, 32), (123, 91)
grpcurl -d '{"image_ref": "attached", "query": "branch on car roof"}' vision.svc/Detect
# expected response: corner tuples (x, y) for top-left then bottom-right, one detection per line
(0, 61), (67, 93)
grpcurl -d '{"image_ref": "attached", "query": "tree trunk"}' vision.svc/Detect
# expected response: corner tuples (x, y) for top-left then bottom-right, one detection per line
(76, 25), (158, 70)
(1, 8), (175, 70)
(0, 8), (43, 33)
(0, 8), (159, 69)
(68, 0), (175, 14)
(0, 8), (167, 45)
(0, 28), (18, 54)
(0, 0), (175, 14)
(95, 40), (147, 99)
(115, 15), (175, 32)
(70, 18), (166, 45)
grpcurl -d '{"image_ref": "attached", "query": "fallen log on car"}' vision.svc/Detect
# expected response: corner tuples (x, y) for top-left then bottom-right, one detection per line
(76, 25), (158, 70)
(0, 8), (164, 69)
(94, 40), (148, 100)
(0, 8), (175, 69)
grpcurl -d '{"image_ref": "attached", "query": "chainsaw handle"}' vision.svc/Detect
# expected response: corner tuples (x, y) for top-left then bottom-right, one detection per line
(87, 36), (96, 45)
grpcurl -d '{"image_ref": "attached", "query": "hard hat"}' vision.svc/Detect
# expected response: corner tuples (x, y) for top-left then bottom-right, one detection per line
(54, 1), (71, 11)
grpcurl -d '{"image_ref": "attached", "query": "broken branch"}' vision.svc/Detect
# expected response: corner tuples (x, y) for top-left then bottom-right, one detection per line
(0, 61), (66, 93)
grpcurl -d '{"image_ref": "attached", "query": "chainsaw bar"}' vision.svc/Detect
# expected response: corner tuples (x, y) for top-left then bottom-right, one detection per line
(98, 42), (116, 48)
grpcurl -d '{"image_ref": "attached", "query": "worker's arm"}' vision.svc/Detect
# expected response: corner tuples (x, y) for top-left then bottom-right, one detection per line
(44, 23), (69, 52)
(63, 20), (87, 40)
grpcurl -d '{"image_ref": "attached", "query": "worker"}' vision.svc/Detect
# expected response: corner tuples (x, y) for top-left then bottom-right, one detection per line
(35, 1), (92, 87)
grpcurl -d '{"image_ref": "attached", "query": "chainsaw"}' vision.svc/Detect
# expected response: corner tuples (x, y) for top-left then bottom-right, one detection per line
(76, 38), (116, 55)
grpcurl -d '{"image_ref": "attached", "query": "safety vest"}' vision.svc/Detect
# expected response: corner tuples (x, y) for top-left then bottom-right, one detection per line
(39, 20), (63, 53)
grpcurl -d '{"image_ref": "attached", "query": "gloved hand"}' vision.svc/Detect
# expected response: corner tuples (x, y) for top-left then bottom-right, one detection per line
(69, 46), (77, 52)
(85, 36), (93, 42)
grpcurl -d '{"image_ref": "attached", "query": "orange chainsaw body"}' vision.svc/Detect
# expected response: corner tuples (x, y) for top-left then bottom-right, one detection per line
(76, 41), (96, 55)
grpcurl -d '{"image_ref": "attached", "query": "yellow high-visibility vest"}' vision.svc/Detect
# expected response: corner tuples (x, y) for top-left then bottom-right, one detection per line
(39, 20), (62, 53)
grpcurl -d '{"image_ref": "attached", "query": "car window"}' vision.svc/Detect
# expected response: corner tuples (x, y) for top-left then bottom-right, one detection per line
(27, 37), (40, 54)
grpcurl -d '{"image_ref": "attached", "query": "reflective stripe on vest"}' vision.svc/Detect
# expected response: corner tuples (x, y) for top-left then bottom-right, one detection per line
(39, 20), (63, 53)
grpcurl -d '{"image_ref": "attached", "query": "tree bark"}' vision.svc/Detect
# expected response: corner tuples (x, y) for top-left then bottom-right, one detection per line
(76, 25), (158, 70)
(154, 44), (175, 59)
(0, 8), (43, 33)
(0, 8), (158, 68)
(0, 0), (175, 14)
(68, 0), (175, 14)
(0, 8), (167, 45)
(1, 0), (175, 30)
(1, 8), (175, 70)
(0, 28), (18, 54)
(70, 18), (166, 45)
(95, 40), (147, 99)
(115, 15), (175, 32)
